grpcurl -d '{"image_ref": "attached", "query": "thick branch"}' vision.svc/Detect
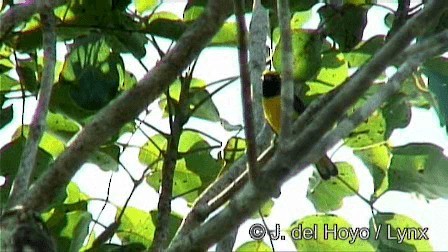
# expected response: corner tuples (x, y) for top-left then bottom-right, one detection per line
(17, 0), (233, 212)
(0, 0), (64, 40)
(249, 0), (269, 135)
(277, 0), (294, 139)
(7, 5), (56, 208)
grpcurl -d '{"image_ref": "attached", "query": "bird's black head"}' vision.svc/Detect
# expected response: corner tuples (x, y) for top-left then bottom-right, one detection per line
(262, 71), (281, 98)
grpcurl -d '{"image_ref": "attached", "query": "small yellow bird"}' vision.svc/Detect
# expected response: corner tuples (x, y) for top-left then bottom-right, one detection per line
(262, 71), (338, 180)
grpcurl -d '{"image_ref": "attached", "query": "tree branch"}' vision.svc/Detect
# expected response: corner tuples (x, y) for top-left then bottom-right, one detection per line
(152, 74), (191, 251)
(0, 0), (64, 40)
(277, 0), (294, 140)
(17, 0), (233, 212)
(7, 3), (56, 209)
(234, 0), (257, 181)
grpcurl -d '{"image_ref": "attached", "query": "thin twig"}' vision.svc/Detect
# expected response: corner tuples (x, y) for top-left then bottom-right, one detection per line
(152, 73), (191, 251)
(234, 0), (258, 182)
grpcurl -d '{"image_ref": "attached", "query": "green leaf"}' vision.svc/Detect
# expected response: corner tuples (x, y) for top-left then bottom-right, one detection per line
(210, 22), (238, 47)
(288, 215), (375, 251)
(116, 207), (182, 247)
(0, 104), (13, 130)
(88, 144), (120, 171)
(382, 94), (411, 139)
(400, 76), (432, 109)
(60, 36), (122, 110)
(370, 213), (431, 251)
(274, 29), (323, 82)
(16, 57), (39, 94)
(291, 10), (313, 30)
(42, 183), (90, 252)
(147, 160), (203, 202)
(117, 207), (154, 247)
(218, 137), (246, 176)
(319, 4), (368, 51)
(236, 241), (272, 252)
(307, 162), (358, 212)
(344, 86), (387, 149)
(354, 144), (391, 198)
(345, 111), (386, 148)
(106, 14), (149, 59)
(119, 71), (137, 91)
(159, 78), (220, 122)
(0, 74), (20, 92)
(46, 112), (80, 142)
(144, 12), (187, 41)
(422, 57), (448, 129)
(305, 50), (349, 99)
(138, 133), (166, 167)
(52, 35), (124, 123)
(134, 0), (158, 14)
(0, 137), (53, 210)
(388, 143), (448, 199)
(183, 6), (204, 21)
(6, 15), (43, 52)
(141, 131), (222, 202)
(69, 211), (92, 252)
(344, 35), (385, 68)
(19, 125), (66, 158)
(251, 199), (274, 219)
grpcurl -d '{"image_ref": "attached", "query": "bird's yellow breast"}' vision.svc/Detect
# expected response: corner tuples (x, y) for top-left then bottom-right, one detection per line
(262, 96), (281, 134)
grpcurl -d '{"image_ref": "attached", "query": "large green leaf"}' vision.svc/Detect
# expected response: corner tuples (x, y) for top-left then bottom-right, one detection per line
(51, 35), (124, 123)
(0, 137), (53, 210)
(288, 215), (375, 251)
(16, 57), (39, 94)
(369, 213), (431, 251)
(307, 162), (358, 212)
(140, 130), (222, 202)
(134, 0), (158, 14)
(354, 144), (391, 199)
(274, 29), (323, 82)
(18, 125), (66, 158)
(88, 144), (120, 171)
(344, 35), (385, 68)
(42, 183), (91, 252)
(388, 143), (448, 199)
(0, 74), (20, 92)
(422, 57), (448, 130)
(46, 112), (80, 143)
(159, 78), (221, 122)
(344, 86), (386, 149)
(144, 12), (187, 41)
(116, 207), (182, 248)
(6, 14), (42, 52)
(318, 4), (368, 52)
(304, 49), (349, 100)
(210, 22), (238, 47)
(382, 94), (411, 139)
(218, 137), (246, 176)
(236, 241), (272, 252)
(0, 95), (13, 129)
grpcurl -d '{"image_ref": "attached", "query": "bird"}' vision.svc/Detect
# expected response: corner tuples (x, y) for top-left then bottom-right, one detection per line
(261, 71), (338, 180)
